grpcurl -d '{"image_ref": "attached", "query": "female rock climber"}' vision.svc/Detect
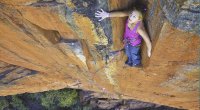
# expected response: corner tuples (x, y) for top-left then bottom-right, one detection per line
(95, 8), (152, 67)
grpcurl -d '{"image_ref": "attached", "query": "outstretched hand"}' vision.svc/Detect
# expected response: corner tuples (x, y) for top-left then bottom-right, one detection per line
(95, 9), (109, 21)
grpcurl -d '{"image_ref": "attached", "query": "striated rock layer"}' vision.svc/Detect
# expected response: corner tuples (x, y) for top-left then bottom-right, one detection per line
(0, 0), (199, 109)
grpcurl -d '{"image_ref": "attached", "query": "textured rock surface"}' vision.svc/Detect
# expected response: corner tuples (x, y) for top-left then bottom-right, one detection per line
(160, 0), (200, 35)
(0, 0), (199, 109)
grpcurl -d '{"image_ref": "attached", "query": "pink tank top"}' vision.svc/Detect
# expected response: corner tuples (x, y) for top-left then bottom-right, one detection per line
(123, 19), (142, 46)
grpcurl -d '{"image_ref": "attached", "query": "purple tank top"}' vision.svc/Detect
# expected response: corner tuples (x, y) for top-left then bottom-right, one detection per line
(123, 19), (142, 46)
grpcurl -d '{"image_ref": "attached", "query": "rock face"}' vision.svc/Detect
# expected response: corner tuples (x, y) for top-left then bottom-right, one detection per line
(160, 0), (200, 35)
(0, 0), (199, 110)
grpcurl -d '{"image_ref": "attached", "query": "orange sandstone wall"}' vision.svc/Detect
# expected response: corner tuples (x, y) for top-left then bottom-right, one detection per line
(0, 0), (199, 109)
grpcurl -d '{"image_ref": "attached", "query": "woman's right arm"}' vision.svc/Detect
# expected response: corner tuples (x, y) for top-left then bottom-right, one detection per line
(109, 11), (130, 17)
(95, 9), (130, 21)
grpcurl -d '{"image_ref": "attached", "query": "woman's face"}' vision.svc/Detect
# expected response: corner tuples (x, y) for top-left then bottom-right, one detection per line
(128, 11), (140, 24)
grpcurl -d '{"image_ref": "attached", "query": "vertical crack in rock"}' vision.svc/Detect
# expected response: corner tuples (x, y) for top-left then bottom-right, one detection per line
(146, 0), (165, 42)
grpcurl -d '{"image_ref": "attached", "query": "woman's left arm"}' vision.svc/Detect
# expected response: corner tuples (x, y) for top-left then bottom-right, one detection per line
(137, 23), (152, 57)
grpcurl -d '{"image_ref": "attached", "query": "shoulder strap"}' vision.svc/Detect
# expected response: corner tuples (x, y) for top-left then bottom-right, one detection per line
(133, 21), (141, 32)
(126, 19), (129, 25)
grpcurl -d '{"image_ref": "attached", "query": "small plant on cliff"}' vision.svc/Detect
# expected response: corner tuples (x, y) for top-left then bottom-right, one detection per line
(0, 97), (9, 110)
(40, 89), (78, 109)
(10, 96), (28, 110)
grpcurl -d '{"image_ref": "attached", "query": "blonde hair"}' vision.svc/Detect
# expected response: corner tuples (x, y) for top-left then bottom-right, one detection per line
(138, 11), (143, 20)
(135, 10), (143, 20)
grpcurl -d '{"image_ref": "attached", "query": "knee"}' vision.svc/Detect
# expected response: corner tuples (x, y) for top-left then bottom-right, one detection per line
(132, 54), (141, 60)
(130, 47), (140, 54)
(130, 50), (140, 56)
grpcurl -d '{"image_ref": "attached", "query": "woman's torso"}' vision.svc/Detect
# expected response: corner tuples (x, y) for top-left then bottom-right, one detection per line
(123, 19), (142, 46)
